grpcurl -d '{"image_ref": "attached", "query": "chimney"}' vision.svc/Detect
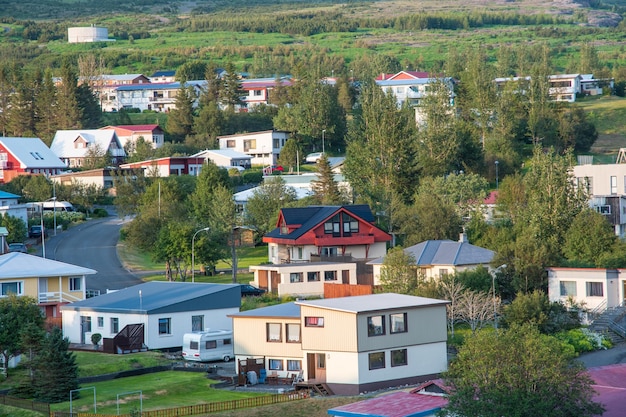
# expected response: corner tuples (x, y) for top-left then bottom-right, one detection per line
(381, 73), (385, 80)
(459, 232), (468, 243)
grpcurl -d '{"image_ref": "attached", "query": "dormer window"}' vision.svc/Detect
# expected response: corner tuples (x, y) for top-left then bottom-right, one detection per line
(280, 219), (288, 235)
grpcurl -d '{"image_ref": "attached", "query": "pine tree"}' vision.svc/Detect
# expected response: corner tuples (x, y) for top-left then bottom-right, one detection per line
(56, 60), (82, 130)
(34, 68), (59, 146)
(32, 327), (79, 403)
(311, 154), (345, 204)
(166, 85), (195, 142)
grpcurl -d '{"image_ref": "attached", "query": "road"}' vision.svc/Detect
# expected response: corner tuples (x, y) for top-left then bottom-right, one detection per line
(39, 213), (143, 294)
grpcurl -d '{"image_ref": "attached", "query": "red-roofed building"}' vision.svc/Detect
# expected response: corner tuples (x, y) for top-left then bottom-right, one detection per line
(101, 125), (165, 151)
(120, 156), (205, 177)
(239, 77), (292, 111)
(0, 137), (66, 184)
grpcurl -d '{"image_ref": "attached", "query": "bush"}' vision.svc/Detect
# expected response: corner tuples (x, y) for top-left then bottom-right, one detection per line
(92, 208), (109, 218)
(555, 328), (612, 354)
(242, 171), (263, 184)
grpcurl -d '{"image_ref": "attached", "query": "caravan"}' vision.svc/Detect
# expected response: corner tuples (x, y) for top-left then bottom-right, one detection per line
(40, 201), (75, 212)
(182, 329), (233, 362)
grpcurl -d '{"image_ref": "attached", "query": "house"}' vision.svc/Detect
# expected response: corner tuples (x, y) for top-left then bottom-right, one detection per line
(101, 124), (165, 150)
(50, 129), (126, 168)
(191, 149), (252, 170)
(0, 191), (28, 226)
(239, 77), (292, 111)
(368, 236), (495, 284)
(0, 137), (66, 184)
(113, 80), (206, 112)
(50, 167), (138, 195)
(262, 204), (391, 264)
(494, 73), (588, 103)
(119, 156), (205, 177)
(328, 380), (448, 417)
(0, 252), (96, 324)
(149, 70), (176, 83)
(96, 74), (151, 111)
(61, 281), (240, 350)
(218, 130), (290, 166)
(572, 154), (626, 237)
(375, 71), (456, 124)
(546, 267), (622, 314)
(228, 293), (450, 395)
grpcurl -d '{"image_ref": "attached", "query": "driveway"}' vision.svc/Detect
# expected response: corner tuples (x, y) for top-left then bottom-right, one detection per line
(579, 343), (626, 368)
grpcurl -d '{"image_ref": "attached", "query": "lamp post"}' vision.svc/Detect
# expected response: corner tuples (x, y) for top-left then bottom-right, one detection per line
(192, 227), (210, 283)
(322, 130), (326, 154)
(495, 160), (499, 190)
(491, 264), (506, 331)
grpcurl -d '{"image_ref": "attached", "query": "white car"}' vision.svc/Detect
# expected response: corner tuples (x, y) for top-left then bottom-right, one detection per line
(305, 152), (324, 163)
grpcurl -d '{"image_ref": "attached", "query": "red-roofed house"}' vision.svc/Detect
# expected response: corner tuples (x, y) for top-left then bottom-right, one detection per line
(120, 156), (205, 177)
(101, 125), (165, 150)
(239, 77), (292, 111)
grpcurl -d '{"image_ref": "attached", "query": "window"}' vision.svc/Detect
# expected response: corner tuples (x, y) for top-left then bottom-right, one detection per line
(158, 318), (171, 335)
(324, 214), (341, 235)
(273, 139), (280, 148)
(269, 359), (283, 370)
(611, 176), (617, 195)
(438, 269), (448, 277)
(560, 281), (577, 297)
(391, 349), (408, 367)
(243, 139), (256, 152)
(297, 247), (303, 259)
(224, 338), (232, 345)
(307, 272), (320, 282)
(304, 317), (324, 327)
(597, 205), (611, 215)
(368, 352), (385, 370)
(324, 271), (337, 281)
(287, 360), (302, 371)
(368, 315), (386, 336)
(111, 317), (119, 333)
(1, 281), (23, 296)
(192, 315), (204, 332)
(317, 353), (325, 369)
(69, 277), (81, 291)
(226, 140), (236, 148)
(586, 282), (604, 297)
(286, 323), (301, 342)
(342, 214), (359, 234)
(254, 89), (262, 96)
(190, 341), (199, 349)
(83, 316), (92, 332)
(267, 323), (282, 342)
(390, 313), (407, 333)
(97, 317), (104, 327)
(321, 247), (338, 257)
(290, 273), (303, 283)
(206, 340), (217, 349)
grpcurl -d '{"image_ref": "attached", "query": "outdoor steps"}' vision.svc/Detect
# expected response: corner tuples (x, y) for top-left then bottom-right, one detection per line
(589, 307), (626, 344)
(312, 383), (333, 396)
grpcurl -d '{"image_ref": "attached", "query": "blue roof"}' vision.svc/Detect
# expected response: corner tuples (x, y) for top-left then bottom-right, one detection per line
(265, 205), (375, 241)
(61, 281), (240, 314)
(0, 191), (20, 199)
(229, 302), (300, 318)
(151, 70), (176, 77)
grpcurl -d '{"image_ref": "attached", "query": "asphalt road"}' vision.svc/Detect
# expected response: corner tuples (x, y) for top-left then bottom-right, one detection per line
(38, 212), (143, 294)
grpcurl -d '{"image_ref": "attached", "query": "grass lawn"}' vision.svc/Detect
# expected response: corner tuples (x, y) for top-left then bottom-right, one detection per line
(74, 351), (174, 378)
(49, 371), (267, 415)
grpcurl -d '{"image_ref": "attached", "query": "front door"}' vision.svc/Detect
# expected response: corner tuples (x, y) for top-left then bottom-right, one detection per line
(38, 278), (47, 302)
(307, 352), (326, 382)
(80, 316), (91, 345)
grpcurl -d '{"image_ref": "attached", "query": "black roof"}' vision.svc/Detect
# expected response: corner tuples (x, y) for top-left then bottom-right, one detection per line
(265, 205), (374, 240)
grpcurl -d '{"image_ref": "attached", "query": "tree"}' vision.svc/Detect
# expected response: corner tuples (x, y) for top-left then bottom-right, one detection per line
(220, 62), (244, 112)
(245, 177), (297, 238)
(277, 138), (300, 172)
(0, 213), (27, 243)
(438, 274), (465, 337)
(34, 68), (59, 145)
(502, 290), (579, 334)
(557, 106), (597, 153)
(0, 295), (44, 377)
(166, 85), (196, 142)
(176, 60), (207, 84)
(379, 247), (417, 294)
(456, 290), (495, 333)
(32, 327), (79, 403)
(444, 324), (605, 417)
(310, 154), (347, 205)
(56, 60), (82, 130)
(563, 209), (617, 266)
(83, 142), (110, 170)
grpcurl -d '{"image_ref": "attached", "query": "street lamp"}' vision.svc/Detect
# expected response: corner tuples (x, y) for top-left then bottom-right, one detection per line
(191, 227), (210, 283)
(495, 160), (499, 190)
(491, 264), (506, 330)
(322, 130), (326, 154)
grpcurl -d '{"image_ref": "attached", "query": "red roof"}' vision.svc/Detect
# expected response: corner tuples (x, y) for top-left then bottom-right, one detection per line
(108, 124), (161, 132)
(329, 389), (447, 417)
(484, 190), (498, 205)
(375, 71), (431, 81)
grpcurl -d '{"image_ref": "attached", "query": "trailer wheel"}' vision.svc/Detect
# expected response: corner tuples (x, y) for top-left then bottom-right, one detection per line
(223, 355), (231, 362)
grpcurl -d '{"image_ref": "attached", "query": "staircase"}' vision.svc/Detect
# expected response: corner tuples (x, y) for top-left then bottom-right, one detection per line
(312, 383), (333, 396)
(589, 306), (626, 345)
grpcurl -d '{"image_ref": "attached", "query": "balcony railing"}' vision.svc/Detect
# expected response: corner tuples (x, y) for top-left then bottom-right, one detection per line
(38, 291), (83, 304)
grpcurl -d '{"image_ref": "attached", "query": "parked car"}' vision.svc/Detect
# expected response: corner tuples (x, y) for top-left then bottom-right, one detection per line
(28, 225), (44, 238)
(8, 243), (27, 253)
(305, 152), (324, 163)
(240, 284), (266, 297)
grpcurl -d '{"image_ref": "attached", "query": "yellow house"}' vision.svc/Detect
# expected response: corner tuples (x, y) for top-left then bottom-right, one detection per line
(0, 252), (96, 326)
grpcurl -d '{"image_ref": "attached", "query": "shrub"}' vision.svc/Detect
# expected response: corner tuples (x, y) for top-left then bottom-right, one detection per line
(555, 328), (612, 354)
(92, 208), (109, 218)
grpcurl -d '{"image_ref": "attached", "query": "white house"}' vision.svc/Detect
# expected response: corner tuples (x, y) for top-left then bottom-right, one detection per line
(101, 125), (165, 150)
(368, 236), (495, 284)
(0, 137), (66, 184)
(61, 281), (241, 350)
(191, 149), (252, 171)
(218, 130), (290, 166)
(50, 129), (126, 168)
(228, 293), (449, 395)
(572, 154), (626, 238)
(547, 267), (622, 314)
(0, 191), (27, 226)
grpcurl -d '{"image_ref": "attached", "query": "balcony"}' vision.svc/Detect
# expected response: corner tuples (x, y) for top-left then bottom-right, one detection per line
(314, 233), (375, 246)
(38, 291), (83, 304)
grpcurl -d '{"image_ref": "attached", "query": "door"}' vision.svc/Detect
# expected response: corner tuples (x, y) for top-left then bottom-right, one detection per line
(38, 278), (47, 302)
(307, 352), (326, 382)
(80, 316), (91, 345)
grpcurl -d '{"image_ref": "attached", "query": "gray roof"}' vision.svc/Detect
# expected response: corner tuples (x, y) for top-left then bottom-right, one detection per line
(0, 137), (66, 169)
(229, 302), (300, 319)
(369, 240), (494, 267)
(61, 281), (240, 314)
(0, 252), (96, 279)
(296, 293), (448, 314)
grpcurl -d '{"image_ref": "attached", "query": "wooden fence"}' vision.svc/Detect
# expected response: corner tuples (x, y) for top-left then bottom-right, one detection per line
(0, 394), (50, 415)
(50, 390), (309, 417)
(324, 283), (372, 298)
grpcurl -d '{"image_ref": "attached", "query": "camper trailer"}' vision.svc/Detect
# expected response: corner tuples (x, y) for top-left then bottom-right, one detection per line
(41, 201), (75, 212)
(182, 329), (233, 362)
